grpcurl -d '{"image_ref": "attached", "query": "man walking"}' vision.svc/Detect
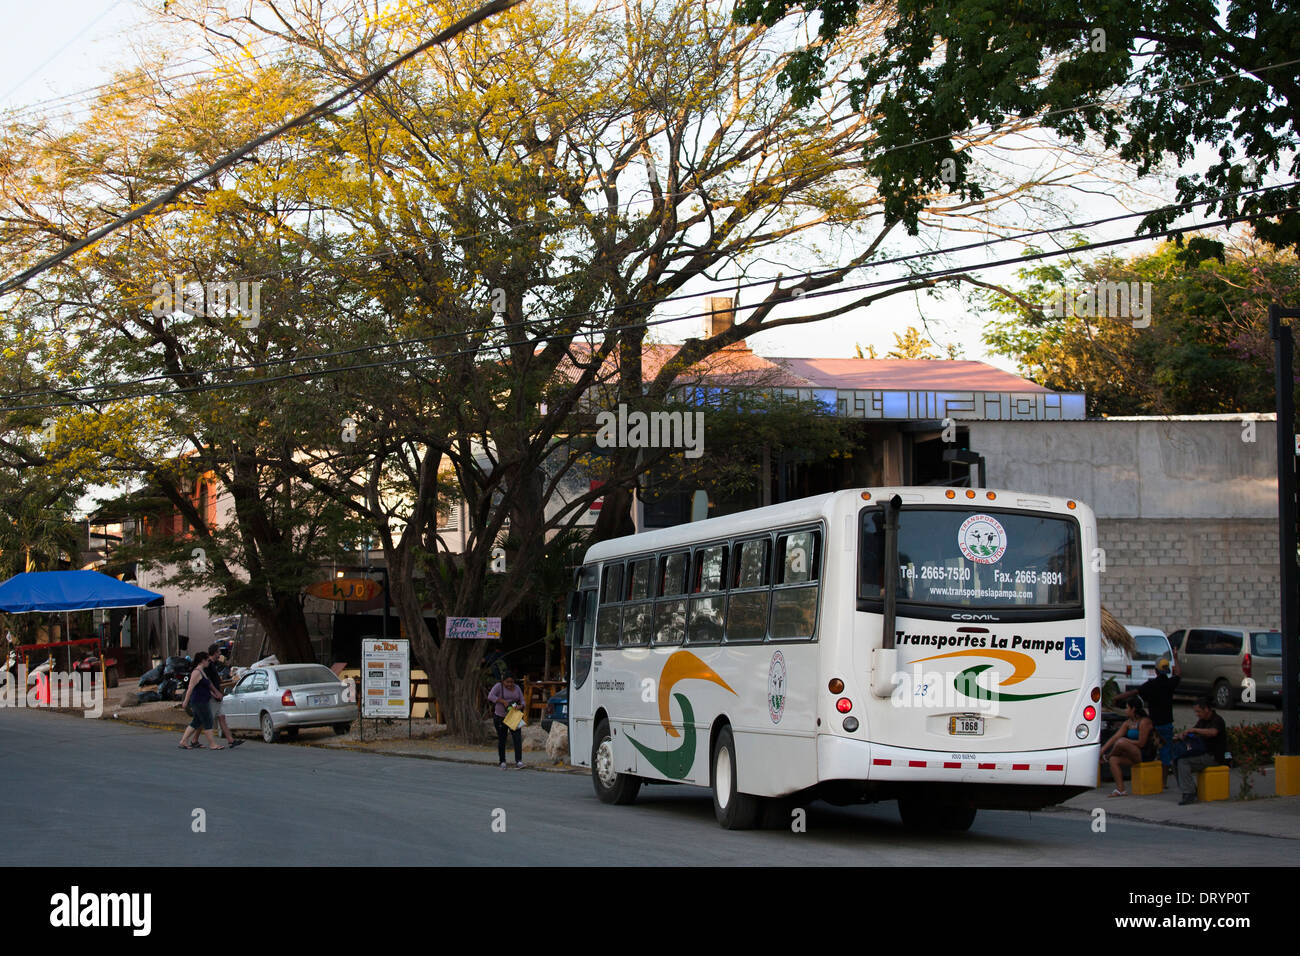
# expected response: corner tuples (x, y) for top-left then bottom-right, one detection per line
(205, 643), (242, 748)
(1174, 697), (1226, 805)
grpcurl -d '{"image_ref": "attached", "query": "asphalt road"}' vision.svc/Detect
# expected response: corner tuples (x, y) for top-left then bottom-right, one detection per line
(2, 707), (1294, 866)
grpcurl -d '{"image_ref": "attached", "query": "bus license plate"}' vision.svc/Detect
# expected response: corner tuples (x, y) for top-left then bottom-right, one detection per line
(949, 716), (983, 736)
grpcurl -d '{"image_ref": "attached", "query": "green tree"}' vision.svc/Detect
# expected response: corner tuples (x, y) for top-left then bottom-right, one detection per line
(982, 236), (1300, 415)
(734, 0), (1300, 249)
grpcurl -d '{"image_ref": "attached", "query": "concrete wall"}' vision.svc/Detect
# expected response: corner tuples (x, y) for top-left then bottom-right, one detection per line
(969, 417), (1277, 519)
(968, 417), (1281, 634)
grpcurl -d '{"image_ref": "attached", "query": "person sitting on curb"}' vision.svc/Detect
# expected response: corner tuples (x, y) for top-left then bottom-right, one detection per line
(1113, 652), (1180, 773)
(1100, 698), (1155, 796)
(1174, 696), (1228, 805)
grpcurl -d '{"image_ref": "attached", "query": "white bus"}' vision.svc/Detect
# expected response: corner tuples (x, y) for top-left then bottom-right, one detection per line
(566, 487), (1102, 830)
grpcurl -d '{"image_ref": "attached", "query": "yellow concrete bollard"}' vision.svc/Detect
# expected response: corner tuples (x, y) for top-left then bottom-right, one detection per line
(1276, 754), (1300, 797)
(1130, 761), (1165, 795)
(1196, 765), (1230, 802)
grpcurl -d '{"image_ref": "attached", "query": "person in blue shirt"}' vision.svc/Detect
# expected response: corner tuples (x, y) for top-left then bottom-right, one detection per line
(1100, 698), (1155, 796)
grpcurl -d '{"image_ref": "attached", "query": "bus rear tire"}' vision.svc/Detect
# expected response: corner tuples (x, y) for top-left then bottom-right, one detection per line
(899, 797), (976, 832)
(592, 718), (641, 805)
(711, 726), (761, 830)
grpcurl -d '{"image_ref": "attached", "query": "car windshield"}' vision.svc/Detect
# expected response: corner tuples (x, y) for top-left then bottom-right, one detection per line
(1133, 635), (1170, 661)
(1251, 632), (1282, 657)
(275, 665), (340, 686)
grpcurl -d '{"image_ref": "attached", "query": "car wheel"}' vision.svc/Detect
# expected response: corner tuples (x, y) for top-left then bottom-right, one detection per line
(711, 725), (761, 829)
(1212, 679), (1234, 710)
(591, 717), (641, 805)
(260, 711), (279, 743)
(105, 666), (119, 689)
(333, 723), (351, 735)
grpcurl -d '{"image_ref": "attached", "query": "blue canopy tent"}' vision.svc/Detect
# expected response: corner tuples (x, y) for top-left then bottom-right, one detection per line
(0, 571), (163, 613)
(0, 572), (164, 681)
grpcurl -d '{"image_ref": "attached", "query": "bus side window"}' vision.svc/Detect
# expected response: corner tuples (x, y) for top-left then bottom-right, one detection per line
(621, 557), (654, 646)
(581, 589), (598, 647)
(726, 537), (770, 643)
(596, 563), (624, 646)
(772, 529), (821, 640)
(688, 544), (727, 644)
(654, 551), (689, 645)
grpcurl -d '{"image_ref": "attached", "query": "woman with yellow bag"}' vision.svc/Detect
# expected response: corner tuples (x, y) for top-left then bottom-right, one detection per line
(489, 674), (526, 768)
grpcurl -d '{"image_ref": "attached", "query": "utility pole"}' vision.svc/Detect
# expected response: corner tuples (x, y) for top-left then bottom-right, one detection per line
(1270, 305), (1300, 791)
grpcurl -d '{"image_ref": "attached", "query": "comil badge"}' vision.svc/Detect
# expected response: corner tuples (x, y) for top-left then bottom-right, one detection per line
(958, 514), (1007, 565)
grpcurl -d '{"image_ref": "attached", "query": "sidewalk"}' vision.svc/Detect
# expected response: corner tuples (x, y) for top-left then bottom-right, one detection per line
(1056, 766), (1300, 839)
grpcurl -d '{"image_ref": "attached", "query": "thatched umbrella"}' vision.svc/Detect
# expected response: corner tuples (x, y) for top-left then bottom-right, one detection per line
(1100, 607), (1136, 656)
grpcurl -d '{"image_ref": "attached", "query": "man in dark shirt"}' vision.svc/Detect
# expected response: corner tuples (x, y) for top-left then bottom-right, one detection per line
(1175, 697), (1227, 805)
(1115, 655), (1180, 769)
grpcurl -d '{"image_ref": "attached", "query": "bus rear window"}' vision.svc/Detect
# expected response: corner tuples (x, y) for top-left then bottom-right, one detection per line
(859, 507), (1081, 610)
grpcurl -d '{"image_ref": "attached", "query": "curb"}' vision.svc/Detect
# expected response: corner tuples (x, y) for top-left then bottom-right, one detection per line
(1045, 802), (1300, 840)
(107, 710), (582, 773)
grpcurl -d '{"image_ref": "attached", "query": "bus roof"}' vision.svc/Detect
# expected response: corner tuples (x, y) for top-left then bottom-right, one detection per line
(581, 487), (1089, 565)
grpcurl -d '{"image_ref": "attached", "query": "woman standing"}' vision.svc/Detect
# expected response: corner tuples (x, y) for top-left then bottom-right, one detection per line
(488, 674), (526, 769)
(178, 652), (224, 750)
(1099, 698), (1155, 795)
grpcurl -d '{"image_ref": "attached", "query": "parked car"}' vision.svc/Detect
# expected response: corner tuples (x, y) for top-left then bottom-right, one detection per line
(540, 689), (568, 733)
(1102, 626), (1173, 693)
(1166, 626), (1283, 709)
(221, 664), (356, 742)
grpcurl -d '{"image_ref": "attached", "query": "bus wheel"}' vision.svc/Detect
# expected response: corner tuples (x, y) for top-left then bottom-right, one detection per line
(899, 797), (976, 832)
(897, 797), (938, 831)
(938, 805), (977, 831)
(711, 726), (761, 829)
(592, 718), (641, 805)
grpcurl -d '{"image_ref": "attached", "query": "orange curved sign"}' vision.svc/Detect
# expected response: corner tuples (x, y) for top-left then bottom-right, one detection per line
(306, 578), (382, 602)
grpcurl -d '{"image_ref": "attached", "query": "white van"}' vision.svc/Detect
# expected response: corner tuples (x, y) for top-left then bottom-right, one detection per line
(1102, 625), (1173, 692)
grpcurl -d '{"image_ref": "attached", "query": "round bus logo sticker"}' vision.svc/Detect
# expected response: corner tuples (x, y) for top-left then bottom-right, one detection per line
(768, 651), (787, 724)
(958, 514), (1007, 565)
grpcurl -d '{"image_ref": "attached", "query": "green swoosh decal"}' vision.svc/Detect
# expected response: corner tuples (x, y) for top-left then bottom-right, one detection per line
(627, 693), (696, 779)
(955, 664), (1074, 703)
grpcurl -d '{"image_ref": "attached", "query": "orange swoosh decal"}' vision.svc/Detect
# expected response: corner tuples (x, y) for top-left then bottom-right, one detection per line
(914, 649), (1037, 686)
(658, 650), (735, 736)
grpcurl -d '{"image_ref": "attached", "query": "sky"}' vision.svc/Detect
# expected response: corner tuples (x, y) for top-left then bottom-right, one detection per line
(0, 1), (1255, 375)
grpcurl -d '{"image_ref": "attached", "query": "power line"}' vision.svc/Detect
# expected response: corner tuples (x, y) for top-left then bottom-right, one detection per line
(3, 29), (1295, 303)
(4, 166), (1292, 411)
(2, 179), (1290, 403)
(2, 200), (1291, 414)
(0, 0), (525, 298)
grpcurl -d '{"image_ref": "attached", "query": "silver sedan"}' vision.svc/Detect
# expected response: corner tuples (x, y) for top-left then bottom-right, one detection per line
(222, 664), (356, 743)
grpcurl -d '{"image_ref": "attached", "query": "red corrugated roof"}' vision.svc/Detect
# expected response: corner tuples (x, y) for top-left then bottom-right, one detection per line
(775, 358), (1049, 392)
(559, 345), (1046, 392)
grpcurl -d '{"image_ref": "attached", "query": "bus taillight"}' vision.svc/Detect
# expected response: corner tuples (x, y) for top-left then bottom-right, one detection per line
(828, 678), (844, 694)
(836, 697), (853, 713)
(1083, 706), (1096, 721)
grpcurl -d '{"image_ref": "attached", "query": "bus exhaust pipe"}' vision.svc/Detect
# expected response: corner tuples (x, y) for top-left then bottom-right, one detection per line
(871, 494), (902, 698)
